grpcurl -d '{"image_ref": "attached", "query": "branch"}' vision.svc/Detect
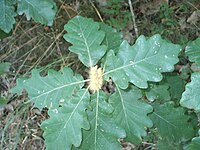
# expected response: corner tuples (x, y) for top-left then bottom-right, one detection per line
(128, 0), (139, 37)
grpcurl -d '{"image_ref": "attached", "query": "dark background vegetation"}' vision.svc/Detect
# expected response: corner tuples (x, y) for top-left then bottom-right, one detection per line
(0, 0), (199, 149)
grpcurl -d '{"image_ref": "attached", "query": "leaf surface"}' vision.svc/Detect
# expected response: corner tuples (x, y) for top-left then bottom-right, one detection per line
(0, 0), (16, 33)
(17, 0), (57, 26)
(0, 62), (10, 75)
(186, 130), (200, 150)
(41, 89), (90, 150)
(100, 23), (122, 53)
(0, 97), (7, 107)
(180, 73), (200, 112)
(77, 91), (126, 150)
(156, 139), (182, 150)
(64, 16), (107, 67)
(145, 83), (170, 102)
(109, 85), (153, 144)
(150, 102), (194, 143)
(104, 34), (181, 89)
(12, 67), (84, 109)
(166, 74), (185, 100)
(185, 38), (200, 66)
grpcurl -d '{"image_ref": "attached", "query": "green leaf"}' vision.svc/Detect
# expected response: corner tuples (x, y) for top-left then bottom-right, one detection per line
(17, 0), (57, 26)
(63, 16), (107, 67)
(12, 67), (84, 110)
(77, 91), (126, 150)
(150, 102), (194, 143)
(41, 89), (90, 150)
(0, 62), (10, 75)
(104, 34), (181, 89)
(166, 74), (185, 100)
(0, 0), (16, 33)
(0, 29), (12, 39)
(109, 85), (153, 144)
(0, 97), (7, 107)
(103, 50), (129, 89)
(156, 138), (182, 150)
(185, 38), (200, 66)
(180, 73), (200, 112)
(186, 130), (200, 150)
(100, 23), (122, 53)
(145, 83), (170, 102)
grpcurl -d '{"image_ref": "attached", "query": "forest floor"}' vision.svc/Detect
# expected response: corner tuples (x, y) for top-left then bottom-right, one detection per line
(0, 0), (199, 149)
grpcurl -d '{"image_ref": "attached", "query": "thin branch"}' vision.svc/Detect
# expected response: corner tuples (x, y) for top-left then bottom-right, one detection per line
(128, 0), (139, 37)
(89, 0), (104, 22)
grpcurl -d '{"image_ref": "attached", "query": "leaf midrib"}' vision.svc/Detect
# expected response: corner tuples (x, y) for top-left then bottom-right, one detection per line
(116, 85), (131, 132)
(30, 79), (89, 101)
(104, 53), (158, 76)
(53, 88), (89, 146)
(153, 112), (176, 128)
(77, 17), (92, 67)
(94, 91), (100, 150)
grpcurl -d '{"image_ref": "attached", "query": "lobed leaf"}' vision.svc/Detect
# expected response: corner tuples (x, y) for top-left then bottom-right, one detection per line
(104, 34), (181, 89)
(77, 91), (126, 150)
(64, 16), (107, 67)
(0, 0), (16, 33)
(12, 67), (84, 110)
(180, 73), (200, 112)
(109, 85), (153, 144)
(17, 0), (57, 26)
(41, 89), (90, 150)
(185, 38), (200, 66)
(150, 102), (195, 143)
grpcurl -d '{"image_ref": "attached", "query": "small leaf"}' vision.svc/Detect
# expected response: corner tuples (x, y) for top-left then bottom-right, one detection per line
(109, 85), (153, 144)
(0, 97), (7, 107)
(64, 16), (107, 67)
(186, 130), (200, 150)
(185, 38), (200, 66)
(150, 102), (195, 143)
(100, 22), (122, 53)
(145, 83), (170, 102)
(180, 73), (200, 112)
(166, 74), (185, 100)
(0, 0), (16, 33)
(17, 0), (57, 26)
(12, 67), (84, 109)
(104, 34), (181, 89)
(0, 62), (11, 75)
(41, 89), (90, 150)
(77, 91), (126, 150)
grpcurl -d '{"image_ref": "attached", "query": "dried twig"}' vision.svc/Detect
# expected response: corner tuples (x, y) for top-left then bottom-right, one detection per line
(128, 0), (139, 37)
(89, 0), (104, 22)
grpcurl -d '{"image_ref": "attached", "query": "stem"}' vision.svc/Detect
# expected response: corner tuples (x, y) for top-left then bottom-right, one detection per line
(89, 0), (104, 22)
(128, 0), (139, 37)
